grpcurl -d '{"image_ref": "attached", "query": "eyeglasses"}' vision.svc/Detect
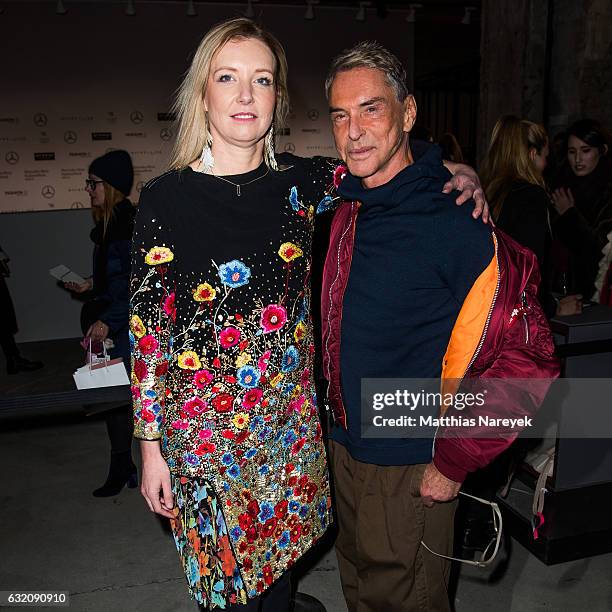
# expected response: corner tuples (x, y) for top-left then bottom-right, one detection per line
(420, 491), (503, 568)
(85, 179), (104, 190)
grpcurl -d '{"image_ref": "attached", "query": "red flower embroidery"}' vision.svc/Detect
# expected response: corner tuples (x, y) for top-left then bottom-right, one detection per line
(193, 369), (214, 388)
(133, 359), (147, 382)
(219, 326), (241, 349)
(194, 441), (216, 455)
(155, 362), (168, 377)
(291, 437), (307, 455)
(260, 304), (287, 334)
(333, 164), (348, 188)
(261, 518), (278, 538)
(181, 397), (210, 418)
(274, 499), (289, 519)
(262, 563), (274, 586)
(212, 394), (234, 413)
(238, 512), (253, 531)
(290, 524), (302, 544)
(138, 334), (158, 355)
(242, 388), (263, 409)
(247, 499), (260, 517)
(163, 292), (176, 320)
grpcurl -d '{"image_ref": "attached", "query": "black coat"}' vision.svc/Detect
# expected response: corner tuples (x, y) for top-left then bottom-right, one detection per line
(84, 199), (135, 363)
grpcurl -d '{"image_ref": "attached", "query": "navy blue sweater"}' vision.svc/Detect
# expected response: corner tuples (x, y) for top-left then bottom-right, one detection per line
(330, 145), (494, 465)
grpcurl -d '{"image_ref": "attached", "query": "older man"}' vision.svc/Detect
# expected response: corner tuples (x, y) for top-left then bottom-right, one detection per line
(320, 42), (558, 611)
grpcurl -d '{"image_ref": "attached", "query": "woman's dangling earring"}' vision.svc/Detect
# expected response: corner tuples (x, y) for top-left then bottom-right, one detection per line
(198, 114), (214, 173)
(264, 124), (278, 171)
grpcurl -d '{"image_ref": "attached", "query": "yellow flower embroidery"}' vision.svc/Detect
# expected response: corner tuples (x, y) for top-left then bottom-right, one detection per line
(269, 373), (284, 388)
(294, 321), (306, 343)
(193, 283), (216, 302)
(235, 352), (252, 368)
(278, 242), (303, 263)
(177, 351), (202, 370)
(130, 315), (146, 338)
(232, 412), (250, 430)
(144, 246), (174, 265)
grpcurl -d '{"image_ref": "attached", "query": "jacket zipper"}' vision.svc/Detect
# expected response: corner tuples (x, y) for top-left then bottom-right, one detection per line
(521, 291), (530, 345)
(324, 203), (357, 416)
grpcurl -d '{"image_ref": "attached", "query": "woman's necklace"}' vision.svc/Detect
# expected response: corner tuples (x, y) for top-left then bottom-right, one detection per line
(209, 167), (270, 197)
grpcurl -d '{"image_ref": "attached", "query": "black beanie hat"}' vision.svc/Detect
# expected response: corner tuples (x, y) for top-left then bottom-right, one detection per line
(89, 150), (134, 196)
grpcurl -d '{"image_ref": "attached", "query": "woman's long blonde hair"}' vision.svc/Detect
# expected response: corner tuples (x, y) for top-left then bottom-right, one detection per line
(481, 115), (548, 220)
(169, 18), (289, 170)
(92, 182), (125, 237)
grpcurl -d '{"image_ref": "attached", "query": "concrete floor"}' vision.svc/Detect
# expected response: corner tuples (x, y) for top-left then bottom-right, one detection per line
(2, 411), (611, 612)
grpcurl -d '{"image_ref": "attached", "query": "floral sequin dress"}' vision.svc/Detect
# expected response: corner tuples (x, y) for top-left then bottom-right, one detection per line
(130, 154), (339, 609)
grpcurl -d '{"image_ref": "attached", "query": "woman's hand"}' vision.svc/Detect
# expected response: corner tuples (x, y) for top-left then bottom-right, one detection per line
(442, 162), (490, 223)
(556, 294), (583, 316)
(86, 320), (109, 342)
(551, 188), (575, 215)
(140, 441), (175, 519)
(64, 278), (93, 293)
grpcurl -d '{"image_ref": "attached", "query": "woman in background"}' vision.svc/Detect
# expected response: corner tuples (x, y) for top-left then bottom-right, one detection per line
(552, 119), (612, 299)
(482, 115), (581, 317)
(65, 149), (137, 497)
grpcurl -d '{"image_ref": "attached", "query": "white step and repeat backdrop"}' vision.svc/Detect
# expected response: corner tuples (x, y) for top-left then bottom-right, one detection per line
(0, 0), (414, 339)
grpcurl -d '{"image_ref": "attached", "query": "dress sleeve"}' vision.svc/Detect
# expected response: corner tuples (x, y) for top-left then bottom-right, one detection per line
(129, 186), (176, 440)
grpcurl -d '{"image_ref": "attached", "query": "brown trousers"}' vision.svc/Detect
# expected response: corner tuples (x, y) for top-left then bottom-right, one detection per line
(329, 440), (457, 612)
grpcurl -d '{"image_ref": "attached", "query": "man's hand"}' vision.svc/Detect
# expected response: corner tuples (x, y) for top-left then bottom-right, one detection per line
(420, 462), (461, 507)
(64, 278), (93, 293)
(140, 441), (174, 519)
(442, 161), (490, 223)
(556, 294), (583, 316)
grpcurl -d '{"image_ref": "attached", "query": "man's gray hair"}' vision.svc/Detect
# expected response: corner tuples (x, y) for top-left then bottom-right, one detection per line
(325, 41), (409, 102)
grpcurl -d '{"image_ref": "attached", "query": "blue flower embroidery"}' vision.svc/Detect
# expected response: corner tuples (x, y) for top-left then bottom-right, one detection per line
(281, 345), (300, 372)
(282, 430), (297, 447)
(218, 259), (251, 288)
(278, 531), (290, 549)
(258, 502), (274, 523)
(316, 194), (334, 214)
(183, 452), (200, 466)
(237, 365), (261, 389)
(289, 186), (300, 211)
(227, 464), (241, 479)
(288, 500), (300, 514)
(221, 452), (234, 466)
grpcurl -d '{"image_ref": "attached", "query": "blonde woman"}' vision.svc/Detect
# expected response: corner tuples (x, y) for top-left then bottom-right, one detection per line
(481, 115), (581, 316)
(65, 149), (137, 496)
(130, 18), (487, 611)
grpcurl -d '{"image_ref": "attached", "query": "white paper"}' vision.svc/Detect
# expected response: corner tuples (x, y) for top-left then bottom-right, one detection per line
(50, 264), (86, 284)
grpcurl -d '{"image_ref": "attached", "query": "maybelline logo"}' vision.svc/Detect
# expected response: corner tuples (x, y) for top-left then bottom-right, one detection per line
(157, 112), (176, 122)
(125, 132), (146, 137)
(92, 132), (112, 141)
(0, 117), (19, 124)
(35, 152), (55, 161)
(69, 152), (91, 158)
(61, 115), (93, 121)
(5, 190), (27, 196)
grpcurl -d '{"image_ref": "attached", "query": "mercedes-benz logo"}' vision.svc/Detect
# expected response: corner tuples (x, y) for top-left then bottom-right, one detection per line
(34, 113), (48, 127)
(64, 130), (77, 144)
(284, 143), (296, 153)
(41, 185), (55, 199)
(136, 181), (145, 192)
(71, 201), (84, 209)
(160, 128), (172, 141)
(307, 109), (319, 121)
(5, 151), (19, 165)
(130, 111), (144, 125)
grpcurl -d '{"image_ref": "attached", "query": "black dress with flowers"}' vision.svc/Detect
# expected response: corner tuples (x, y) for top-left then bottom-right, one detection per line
(129, 154), (339, 608)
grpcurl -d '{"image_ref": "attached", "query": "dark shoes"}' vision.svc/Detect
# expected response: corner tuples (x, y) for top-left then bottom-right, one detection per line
(6, 355), (44, 375)
(92, 451), (138, 497)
